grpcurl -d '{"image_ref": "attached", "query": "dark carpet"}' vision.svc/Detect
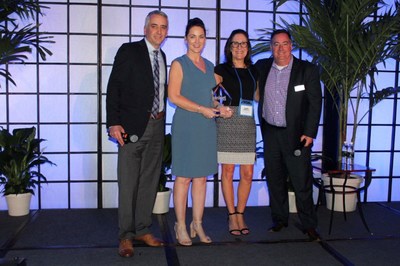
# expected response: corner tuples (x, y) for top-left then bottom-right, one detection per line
(1, 202), (400, 266)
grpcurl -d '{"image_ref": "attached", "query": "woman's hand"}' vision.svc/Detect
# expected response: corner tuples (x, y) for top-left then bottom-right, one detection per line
(217, 106), (234, 119)
(198, 106), (220, 119)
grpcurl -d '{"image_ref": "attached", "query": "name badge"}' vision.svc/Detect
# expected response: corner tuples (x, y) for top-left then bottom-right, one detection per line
(294, 84), (305, 92)
(239, 99), (253, 117)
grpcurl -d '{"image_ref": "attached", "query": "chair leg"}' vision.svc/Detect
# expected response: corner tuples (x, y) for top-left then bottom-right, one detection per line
(342, 191), (348, 221)
(356, 192), (371, 233)
(315, 186), (323, 211)
(328, 192), (335, 235)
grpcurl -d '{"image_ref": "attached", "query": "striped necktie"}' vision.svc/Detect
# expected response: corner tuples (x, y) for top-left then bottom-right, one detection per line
(151, 50), (160, 118)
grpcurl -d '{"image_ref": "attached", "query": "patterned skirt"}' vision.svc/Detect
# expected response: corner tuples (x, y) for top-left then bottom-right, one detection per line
(216, 106), (256, 165)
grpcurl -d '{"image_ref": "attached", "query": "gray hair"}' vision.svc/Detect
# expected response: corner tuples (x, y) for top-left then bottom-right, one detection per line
(145, 10), (168, 27)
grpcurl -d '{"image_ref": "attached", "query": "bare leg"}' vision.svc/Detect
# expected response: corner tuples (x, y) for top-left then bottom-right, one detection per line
(190, 177), (211, 243)
(221, 164), (240, 235)
(236, 164), (253, 235)
(173, 177), (192, 246)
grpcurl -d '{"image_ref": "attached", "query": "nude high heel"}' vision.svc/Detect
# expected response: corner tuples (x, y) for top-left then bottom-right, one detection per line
(190, 221), (212, 243)
(174, 222), (192, 246)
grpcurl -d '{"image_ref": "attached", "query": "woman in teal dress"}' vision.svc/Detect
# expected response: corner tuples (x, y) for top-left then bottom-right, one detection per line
(168, 18), (232, 246)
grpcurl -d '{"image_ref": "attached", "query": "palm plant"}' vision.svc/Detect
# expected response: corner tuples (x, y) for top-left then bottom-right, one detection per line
(1, 0), (53, 87)
(253, 0), (400, 163)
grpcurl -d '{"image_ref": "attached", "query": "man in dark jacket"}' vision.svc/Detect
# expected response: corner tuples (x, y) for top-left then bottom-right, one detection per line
(106, 10), (168, 257)
(255, 29), (322, 241)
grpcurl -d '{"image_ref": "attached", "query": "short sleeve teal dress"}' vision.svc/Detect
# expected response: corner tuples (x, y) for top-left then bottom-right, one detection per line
(171, 55), (217, 178)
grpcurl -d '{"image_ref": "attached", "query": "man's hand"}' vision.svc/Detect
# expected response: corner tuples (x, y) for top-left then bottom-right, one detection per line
(109, 125), (126, 146)
(301, 135), (313, 148)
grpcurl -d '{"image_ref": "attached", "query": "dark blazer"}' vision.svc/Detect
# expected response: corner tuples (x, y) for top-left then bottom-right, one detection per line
(106, 39), (167, 139)
(256, 56), (322, 151)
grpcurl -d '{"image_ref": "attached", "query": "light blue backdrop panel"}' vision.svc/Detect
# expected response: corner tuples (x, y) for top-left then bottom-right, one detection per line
(0, 1), (398, 209)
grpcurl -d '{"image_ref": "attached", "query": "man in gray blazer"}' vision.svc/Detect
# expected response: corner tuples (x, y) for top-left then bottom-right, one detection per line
(256, 29), (322, 241)
(106, 10), (168, 257)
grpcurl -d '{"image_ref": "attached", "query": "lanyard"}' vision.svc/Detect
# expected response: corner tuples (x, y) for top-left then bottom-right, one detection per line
(233, 67), (256, 100)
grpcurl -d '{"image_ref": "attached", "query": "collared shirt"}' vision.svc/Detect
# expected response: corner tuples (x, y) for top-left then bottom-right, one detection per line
(145, 38), (165, 112)
(262, 56), (293, 127)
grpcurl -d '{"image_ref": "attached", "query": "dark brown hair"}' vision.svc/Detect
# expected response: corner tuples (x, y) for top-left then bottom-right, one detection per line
(185, 17), (206, 37)
(224, 29), (252, 67)
(271, 29), (292, 41)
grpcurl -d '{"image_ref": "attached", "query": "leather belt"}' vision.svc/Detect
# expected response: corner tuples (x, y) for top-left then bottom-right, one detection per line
(151, 111), (165, 120)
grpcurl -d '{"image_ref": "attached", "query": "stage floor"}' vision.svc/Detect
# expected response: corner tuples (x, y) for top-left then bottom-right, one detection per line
(1, 202), (400, 266)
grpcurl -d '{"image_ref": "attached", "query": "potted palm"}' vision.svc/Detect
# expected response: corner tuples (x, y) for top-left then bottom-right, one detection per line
(253, 0), (400, 166)
(0, 127), (55, 216)
(254, 0), (400, 212)
(1, 0), (53, 87)
(152, 133), (173, 214)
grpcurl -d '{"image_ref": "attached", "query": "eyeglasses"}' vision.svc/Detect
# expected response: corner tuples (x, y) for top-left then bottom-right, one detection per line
(231, 41), (248, 48)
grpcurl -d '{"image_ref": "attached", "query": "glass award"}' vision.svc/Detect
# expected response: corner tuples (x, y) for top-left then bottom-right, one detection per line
(213, 83), (232, 106)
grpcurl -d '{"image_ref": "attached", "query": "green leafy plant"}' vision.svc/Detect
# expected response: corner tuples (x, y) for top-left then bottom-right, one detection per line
(158, 133), (172, 192)
(1, 0), (54, 87)
(0, 127), (55, 195)
(253, 0), (400, 162)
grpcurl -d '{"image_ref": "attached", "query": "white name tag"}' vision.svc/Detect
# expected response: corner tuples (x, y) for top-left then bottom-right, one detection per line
(239, 99), (253, 117)
(294, 85), (305, 92)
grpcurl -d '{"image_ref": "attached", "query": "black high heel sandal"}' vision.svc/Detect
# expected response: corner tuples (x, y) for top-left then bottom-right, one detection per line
(228, 212), (241, 236)
(236, 212), (250, 235)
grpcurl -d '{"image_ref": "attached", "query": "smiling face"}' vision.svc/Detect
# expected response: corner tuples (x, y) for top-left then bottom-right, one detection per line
(185, 26), (206, 54)
(230, 33), (249, 64)
(271, 32), (292, 66)
(144, 14), (168, 49)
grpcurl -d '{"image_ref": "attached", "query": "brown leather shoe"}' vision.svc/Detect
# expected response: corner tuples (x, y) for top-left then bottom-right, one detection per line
(118, 239), (134, 257)
(135, 233), (164, 247)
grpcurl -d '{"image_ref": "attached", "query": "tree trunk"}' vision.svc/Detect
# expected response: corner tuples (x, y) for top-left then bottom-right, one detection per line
(322, 86), (340, 170)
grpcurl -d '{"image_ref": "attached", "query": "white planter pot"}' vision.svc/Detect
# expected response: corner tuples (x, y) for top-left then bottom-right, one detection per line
(288, 191), (297, 213)
(5, 193), (32, 216)
(322, 174), (363, 212)
(152, 189), (172, 214)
